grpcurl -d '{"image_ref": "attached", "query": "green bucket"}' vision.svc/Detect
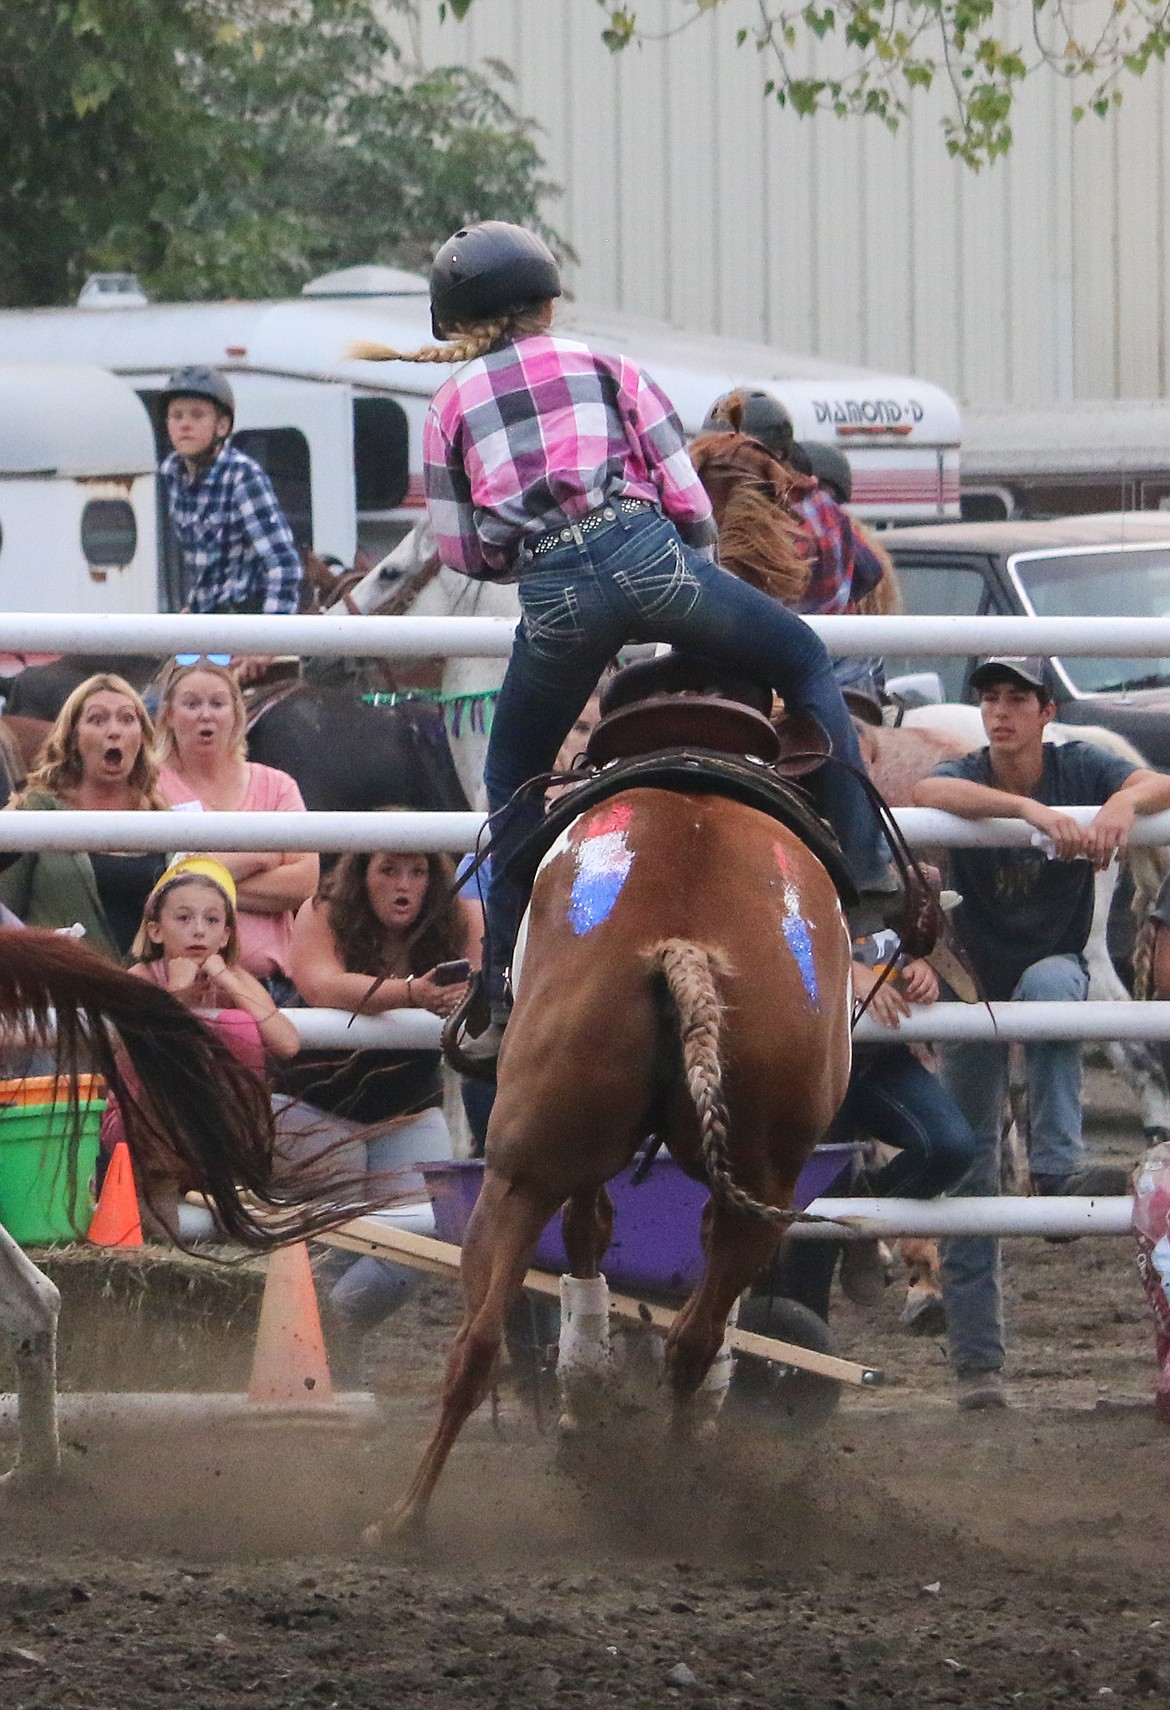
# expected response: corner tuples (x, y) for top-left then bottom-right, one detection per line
(0, 1095), (103, 1244)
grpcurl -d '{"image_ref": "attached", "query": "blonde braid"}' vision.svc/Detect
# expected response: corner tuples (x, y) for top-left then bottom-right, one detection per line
(347, 304), (551, 367)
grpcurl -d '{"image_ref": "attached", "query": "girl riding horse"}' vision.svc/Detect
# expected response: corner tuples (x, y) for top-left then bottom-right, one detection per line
(349, 219), (893, 1066)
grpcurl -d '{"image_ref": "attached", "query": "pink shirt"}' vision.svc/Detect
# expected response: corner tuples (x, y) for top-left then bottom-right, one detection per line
(158, 761), (307, 980)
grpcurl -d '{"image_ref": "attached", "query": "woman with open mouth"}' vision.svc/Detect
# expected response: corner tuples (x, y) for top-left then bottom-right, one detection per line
(155, 657), (317, 1004)
(0, 674), (170, 961)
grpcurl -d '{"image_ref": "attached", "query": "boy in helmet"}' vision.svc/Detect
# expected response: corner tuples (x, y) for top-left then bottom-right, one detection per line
(159, 366), (303, 616)
(353, 221), (896, 1062)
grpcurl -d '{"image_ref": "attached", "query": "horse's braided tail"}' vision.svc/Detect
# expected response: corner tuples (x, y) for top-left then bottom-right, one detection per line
(651, 938), (796, 1227)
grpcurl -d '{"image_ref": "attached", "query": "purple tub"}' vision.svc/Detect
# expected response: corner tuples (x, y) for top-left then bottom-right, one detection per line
(421, 1144), (854, 1295)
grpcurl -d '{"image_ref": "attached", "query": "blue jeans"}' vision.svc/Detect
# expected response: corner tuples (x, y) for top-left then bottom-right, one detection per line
(306, 1108), (451, 1333)
(938, 953), (1089, 1375)
(482, 506), (887, 1003)
(777, 1043), (976, 1320)
(831, 1044), (976, 1198)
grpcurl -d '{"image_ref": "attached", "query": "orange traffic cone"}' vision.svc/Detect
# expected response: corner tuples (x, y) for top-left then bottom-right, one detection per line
(246, 1242), (335, 1409)
(87, 1142), (144, 1248)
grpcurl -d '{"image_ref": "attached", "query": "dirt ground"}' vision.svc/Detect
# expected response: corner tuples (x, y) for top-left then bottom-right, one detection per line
(2, 1065), (1168, 1709)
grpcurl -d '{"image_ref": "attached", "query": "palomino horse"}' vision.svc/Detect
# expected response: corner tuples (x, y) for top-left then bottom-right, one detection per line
(381, 774), (853, 1537)
(0, 930), (379, 1491)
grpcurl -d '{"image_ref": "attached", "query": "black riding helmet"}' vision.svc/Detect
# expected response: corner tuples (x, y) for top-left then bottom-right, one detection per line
(160, 365), (236, 423)
(800, 440), (853, 505)
(429, 221), (561, 339)
(702, 389), (795, 459)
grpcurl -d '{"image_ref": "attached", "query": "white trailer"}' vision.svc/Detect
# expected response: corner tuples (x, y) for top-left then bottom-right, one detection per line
(962, 399), (1170, 521)
(0, 363), (159, 620)
(0, 267), (962, 605)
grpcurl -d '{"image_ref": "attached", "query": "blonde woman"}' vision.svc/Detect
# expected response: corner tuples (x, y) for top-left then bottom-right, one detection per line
(0, 674), (170, 959)
(155, 657), (317, 994)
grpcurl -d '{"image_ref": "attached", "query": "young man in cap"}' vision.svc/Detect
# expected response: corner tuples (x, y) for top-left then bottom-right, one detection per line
(159, 366), (303, 617)
(914, 655), (1170, 1406)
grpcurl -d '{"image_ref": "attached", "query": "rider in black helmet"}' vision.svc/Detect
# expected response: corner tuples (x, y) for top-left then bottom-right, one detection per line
(353, 222), (895, 1062)
(159, 366), (302, 618)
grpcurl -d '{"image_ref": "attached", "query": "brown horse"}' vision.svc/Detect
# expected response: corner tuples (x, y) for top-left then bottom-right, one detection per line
(383, 785), (852, 1537)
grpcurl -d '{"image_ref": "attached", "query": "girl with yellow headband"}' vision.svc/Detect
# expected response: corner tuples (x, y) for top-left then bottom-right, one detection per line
(129, 857), (300, 1061)
(104, 857), (301, 1236)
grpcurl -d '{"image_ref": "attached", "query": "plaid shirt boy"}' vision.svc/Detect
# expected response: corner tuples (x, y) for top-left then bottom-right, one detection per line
(424, 334), (716, 581)
(794, 485), (883, 616)
(160, 443), (302, 614)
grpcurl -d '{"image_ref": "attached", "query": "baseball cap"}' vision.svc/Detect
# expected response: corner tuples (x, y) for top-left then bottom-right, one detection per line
(969, 655), (1055, 696)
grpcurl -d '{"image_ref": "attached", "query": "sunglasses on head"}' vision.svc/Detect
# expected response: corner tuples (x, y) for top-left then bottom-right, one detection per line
(174, 654), (232, 667)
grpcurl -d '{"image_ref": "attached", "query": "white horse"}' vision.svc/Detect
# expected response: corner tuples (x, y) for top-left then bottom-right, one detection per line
(334, 521), (518, 807)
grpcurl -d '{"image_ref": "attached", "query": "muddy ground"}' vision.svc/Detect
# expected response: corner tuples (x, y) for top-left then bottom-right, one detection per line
(1, 1066), (1168, 1709)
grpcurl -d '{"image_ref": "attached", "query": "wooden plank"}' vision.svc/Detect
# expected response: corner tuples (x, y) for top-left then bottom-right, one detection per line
(321, 1218), (883, 1389)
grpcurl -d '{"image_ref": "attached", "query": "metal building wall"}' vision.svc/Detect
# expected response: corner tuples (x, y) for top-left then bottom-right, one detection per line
(415, 0), (1168, 407)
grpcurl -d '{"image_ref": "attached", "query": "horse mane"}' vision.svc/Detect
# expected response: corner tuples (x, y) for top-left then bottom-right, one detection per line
(0, 929), (387, 1248)
(689, 432), (813, 605)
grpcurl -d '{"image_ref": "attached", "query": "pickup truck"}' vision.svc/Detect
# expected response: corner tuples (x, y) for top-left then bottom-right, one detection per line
(882, 513), (1170, 768)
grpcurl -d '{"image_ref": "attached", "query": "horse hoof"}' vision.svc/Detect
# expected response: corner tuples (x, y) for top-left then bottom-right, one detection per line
(899, 1290), (947, 1336)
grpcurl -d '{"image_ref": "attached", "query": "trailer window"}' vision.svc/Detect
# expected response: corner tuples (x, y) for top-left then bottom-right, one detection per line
(354, 398), (409, 511)
(232, 427), (313, 552)
(81, 499), (138, 569)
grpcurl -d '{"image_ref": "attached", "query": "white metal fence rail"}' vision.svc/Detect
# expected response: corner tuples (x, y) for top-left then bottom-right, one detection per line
(0, 805), (1166, 854)
(4, 610), (1164, 1244)
(6, 611), (1170, 657)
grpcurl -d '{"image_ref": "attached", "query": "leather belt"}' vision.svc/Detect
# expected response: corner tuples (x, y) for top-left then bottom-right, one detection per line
(520, 497), (655, 562)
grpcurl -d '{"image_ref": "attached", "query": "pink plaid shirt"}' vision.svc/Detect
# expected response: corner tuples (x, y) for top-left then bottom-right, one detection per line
(424, 334), (716, 581)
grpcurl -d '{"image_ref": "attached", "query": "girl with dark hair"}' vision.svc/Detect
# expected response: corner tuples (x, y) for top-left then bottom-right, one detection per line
(283, 845), (478, 1354)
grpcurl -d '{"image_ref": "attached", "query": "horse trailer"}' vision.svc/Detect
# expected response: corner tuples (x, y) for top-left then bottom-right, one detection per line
(0, 363), (159, 626)
(0, 267), (962, 609)
(961, 400), (1170, 522)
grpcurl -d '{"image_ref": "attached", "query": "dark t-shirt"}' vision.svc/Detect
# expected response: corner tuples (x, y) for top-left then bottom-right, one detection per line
(932, 741), (1136, 1000)
(89, 851), (168, 958)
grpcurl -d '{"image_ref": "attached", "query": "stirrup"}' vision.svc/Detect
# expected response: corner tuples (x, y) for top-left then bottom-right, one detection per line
(441, 971), (500, 1083)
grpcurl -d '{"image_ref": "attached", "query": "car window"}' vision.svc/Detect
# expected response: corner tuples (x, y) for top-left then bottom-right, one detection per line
(885, 560), (996, 701)
(1012, 546), (1170, 694)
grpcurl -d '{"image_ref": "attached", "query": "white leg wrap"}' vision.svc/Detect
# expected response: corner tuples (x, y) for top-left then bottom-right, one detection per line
(557, 1274), (611, 1429)
(695, 1296), (740, 1407)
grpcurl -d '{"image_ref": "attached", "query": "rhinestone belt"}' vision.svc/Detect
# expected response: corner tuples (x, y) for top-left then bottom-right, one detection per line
(520, 497), (655, 562)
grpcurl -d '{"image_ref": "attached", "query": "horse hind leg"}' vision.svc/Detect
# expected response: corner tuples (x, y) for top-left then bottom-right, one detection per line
(666, 1199), (781, 1441)
(374, 1169), (557, 1543)
(0, 1221), (61, 1490)
(557, 1186), (620, 1433)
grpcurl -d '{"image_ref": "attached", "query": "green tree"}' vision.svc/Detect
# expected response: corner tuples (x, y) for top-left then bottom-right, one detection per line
(0, 0), (559, 307)
(445, 0), (1170, 169)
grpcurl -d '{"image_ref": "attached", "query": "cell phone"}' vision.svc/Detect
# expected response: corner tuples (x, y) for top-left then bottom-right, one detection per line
(431, 958), (471, 986)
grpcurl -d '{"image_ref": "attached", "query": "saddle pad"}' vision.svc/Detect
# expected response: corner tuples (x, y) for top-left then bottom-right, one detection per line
(506, 748), (857, 907)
